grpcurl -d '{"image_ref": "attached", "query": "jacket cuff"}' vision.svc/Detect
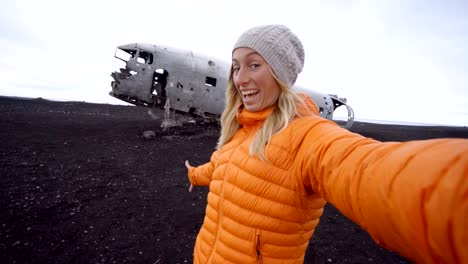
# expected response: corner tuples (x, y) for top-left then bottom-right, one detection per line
(187, 166), (198, 186)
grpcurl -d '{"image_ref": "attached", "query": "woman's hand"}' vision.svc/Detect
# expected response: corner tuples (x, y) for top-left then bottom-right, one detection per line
(185, 160), (194, 192)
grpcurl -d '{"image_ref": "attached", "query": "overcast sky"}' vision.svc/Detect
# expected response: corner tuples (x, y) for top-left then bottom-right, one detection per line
(0, 0), (467, 126)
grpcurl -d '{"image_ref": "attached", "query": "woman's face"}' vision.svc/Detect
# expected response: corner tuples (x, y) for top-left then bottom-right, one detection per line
(232, 47), (281, 112)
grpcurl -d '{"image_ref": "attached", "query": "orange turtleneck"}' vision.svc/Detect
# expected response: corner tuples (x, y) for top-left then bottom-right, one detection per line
(236, 104), (275, 131)
(235, 94), (319, 131)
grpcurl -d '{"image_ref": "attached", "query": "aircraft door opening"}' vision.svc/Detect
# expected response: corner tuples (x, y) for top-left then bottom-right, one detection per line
(152, 68), (168, 107)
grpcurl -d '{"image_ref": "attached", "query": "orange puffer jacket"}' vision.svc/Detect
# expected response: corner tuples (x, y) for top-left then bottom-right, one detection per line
(188, 96), (468, 264)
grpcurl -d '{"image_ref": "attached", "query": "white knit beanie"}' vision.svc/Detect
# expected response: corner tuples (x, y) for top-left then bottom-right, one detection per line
(233, 24), (305, 87)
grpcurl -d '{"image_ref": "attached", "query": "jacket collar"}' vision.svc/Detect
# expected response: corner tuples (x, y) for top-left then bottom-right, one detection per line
(236, 104), (276, 127)
(235, 93), (318, 128)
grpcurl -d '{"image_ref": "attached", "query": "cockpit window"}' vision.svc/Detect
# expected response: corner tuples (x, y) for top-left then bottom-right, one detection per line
(137, 51), (153, 64)
(115, 48), (135, 62)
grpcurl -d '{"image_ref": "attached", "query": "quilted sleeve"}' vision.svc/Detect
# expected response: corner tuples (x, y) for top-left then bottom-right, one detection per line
(300, 121), (468, 264)
(188, 150), (219, 187)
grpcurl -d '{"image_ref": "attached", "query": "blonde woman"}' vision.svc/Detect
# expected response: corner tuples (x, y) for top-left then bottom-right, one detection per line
(185, 25), (467, 264)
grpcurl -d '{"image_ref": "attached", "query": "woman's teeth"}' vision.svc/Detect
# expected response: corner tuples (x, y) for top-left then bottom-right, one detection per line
(242, 90), (259, 98)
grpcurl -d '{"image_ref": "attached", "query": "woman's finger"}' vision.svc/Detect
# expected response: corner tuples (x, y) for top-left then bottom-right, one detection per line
(186, 160), (193, 192)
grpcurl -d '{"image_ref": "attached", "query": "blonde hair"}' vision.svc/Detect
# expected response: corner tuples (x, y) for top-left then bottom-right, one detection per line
(217, 67), (305, 159)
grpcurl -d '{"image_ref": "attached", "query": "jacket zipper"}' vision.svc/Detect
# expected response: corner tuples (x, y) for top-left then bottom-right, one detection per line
(207, 140), (244, 263)
(256, 231), (262, 264)
(207, 182), (225, 263)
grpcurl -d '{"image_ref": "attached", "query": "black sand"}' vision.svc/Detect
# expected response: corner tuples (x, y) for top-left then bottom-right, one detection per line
(1, 96), (467, 263)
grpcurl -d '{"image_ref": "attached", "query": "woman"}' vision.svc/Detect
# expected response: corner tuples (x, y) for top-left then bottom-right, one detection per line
(185, 25), (467, 264)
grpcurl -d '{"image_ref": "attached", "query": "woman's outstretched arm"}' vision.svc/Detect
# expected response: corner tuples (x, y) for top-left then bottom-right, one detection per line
(300, 120), (468, 264)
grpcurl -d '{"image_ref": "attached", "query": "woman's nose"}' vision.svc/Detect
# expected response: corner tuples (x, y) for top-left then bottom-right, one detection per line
(235, 67), (250, 86)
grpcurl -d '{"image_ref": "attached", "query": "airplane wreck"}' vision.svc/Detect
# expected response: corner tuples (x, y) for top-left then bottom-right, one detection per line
(110, 43), (354, 128)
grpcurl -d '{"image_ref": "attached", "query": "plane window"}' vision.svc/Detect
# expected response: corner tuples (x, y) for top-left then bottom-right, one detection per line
(205, 77), (217, 87)
(137, 51), (154, 64)
(147, 54), (153, 64)
(115, 48), (135, 62)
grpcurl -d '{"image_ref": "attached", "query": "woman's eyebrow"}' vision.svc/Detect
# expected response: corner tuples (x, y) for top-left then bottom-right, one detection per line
(232, 51), (260, 63)
(244, 51), (259, 58)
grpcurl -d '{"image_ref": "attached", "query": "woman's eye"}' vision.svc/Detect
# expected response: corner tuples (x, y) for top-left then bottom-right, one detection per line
(250, 63), (260, 69)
